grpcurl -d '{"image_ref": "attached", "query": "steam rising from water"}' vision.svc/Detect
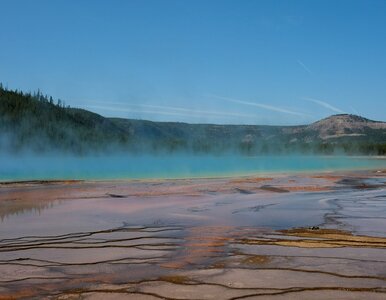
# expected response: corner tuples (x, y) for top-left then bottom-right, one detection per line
(1, 154), (385, 181)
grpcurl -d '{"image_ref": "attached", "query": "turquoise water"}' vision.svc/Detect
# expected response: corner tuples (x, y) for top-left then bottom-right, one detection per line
(1, 155), (385, 181)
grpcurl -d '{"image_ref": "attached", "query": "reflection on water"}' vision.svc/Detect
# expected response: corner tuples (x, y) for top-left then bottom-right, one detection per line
(0, 198), (58, 222)
(0, 183), (84, 223)
(0, 181), (328, 236)
(1, 175), (385, 235)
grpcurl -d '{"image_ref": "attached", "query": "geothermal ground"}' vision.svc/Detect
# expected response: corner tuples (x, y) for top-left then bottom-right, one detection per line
(0, 171), (386, 299)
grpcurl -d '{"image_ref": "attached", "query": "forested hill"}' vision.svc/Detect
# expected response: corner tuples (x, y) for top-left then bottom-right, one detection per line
(0, 86), (128, 153)
(1, 85), (385, 155)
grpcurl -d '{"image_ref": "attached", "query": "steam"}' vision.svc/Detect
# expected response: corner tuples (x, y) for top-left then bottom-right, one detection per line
(1, 85), (384, 183)
(1, 153), (385, 182)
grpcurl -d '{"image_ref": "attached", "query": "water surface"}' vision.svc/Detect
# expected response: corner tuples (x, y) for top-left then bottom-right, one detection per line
(1, 155), (385, 181)
(1, 174), (386, 299)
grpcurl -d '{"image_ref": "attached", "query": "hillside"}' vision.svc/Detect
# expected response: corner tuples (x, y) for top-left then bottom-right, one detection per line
(302, 114), (386, 140)
(1, 86), (385, 155)
(0, 86), (128, 153)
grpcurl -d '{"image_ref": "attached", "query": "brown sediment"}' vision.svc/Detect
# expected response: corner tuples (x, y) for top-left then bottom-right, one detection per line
(236, 238), (338, 248)
(0, 288), (38, 300)
(227, 287), (386, 299)
(336, 177), (386, 189)
(310, 175), (343, 181)
(119, 191), (203, 197)
(282, 228), (352, 235)
(241, 255), (271, 265)
(210, 260), (228, 268)
(106, 193), (128, 198)
(259, 185), (289, 193)
(374, 169), (386, 174)
(231, 175), (345, 190)
(28, 286), (386, 300)
(234, 188), (255, 194)
(0, 180), (83, 186)
(283, 228), (386, 244)
(229, 177), (273, 184)
(281, 185), (331, 192)
(158, 275), (191, 284)
(258, 185), (332, 192)
(238, 228), (386, 248)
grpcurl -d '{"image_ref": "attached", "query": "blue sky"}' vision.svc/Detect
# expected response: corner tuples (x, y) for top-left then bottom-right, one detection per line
(1, 0), (386, 125)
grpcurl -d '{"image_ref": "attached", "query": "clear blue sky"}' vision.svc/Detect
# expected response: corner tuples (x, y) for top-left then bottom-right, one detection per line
(1, 0), (386, 125)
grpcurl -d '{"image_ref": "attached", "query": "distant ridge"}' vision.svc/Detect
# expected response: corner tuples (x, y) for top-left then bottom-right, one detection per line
(310, 114), (386, 130)
(1, 86), (385, 155)
(303, 114), (386, 140)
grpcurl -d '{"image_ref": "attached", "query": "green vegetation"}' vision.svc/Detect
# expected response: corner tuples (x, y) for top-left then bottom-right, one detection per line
(0, 84), (385, 155)
(0, 84), (128, 153)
